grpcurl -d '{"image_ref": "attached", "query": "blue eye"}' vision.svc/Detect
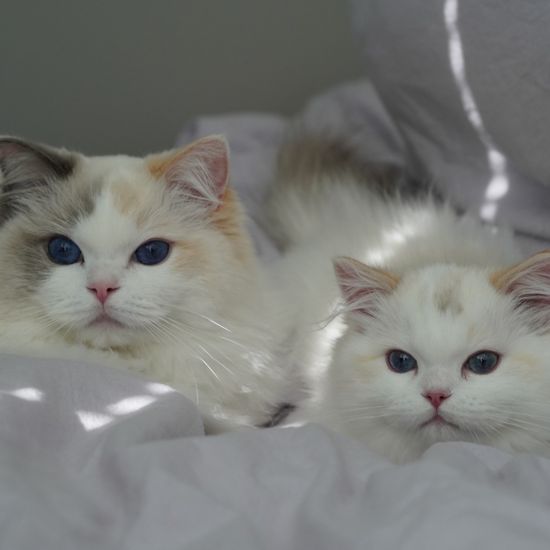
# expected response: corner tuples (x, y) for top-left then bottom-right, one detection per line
(386, 350), (417, 373)
(47, 236), (82, 265)
(134, 240), (170, 265)
(464, 351), (500, 375)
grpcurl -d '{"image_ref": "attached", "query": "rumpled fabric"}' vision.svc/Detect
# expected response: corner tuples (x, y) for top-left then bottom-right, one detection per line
(1, 354), (550, 549)
(4, 3), (550, 546)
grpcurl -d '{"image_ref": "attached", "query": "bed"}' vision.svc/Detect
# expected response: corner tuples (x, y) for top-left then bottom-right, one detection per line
(2, 353), (550, 550)
(3, 2), (550, 548)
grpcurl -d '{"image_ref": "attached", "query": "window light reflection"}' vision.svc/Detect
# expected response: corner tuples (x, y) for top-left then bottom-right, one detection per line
(444, 0), (510, 222)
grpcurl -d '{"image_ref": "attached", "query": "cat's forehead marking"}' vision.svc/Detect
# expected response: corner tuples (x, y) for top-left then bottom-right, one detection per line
(73, 188), (139, 253)
(111, 181), (147, 217)
(79, 156), (160, 226)
(433, 281), (463, 316)
(0, 164), (97, 233)
(37, 179), (97, 232)
(408, 266), (465, 316)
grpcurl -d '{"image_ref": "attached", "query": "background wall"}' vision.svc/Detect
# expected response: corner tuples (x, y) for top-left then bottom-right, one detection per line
(0, 0), (363, 155)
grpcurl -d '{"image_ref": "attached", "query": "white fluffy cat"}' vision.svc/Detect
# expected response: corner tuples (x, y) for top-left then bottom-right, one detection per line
(0, 135), (295, 430)
(267, 136), (550, 463)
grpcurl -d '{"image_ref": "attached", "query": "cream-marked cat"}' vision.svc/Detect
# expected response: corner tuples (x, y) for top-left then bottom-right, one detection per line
(0, 135), (295, 429)
(267, 136), (550, 462)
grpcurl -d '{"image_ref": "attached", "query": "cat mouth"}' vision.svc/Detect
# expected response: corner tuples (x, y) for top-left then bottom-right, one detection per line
(89, 313), (125, 328)
(420, 414), (459, 430)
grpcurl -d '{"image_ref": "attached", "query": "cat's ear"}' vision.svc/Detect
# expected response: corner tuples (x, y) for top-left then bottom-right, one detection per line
(491, 250), (550, 330)
(148, 135), (229, 210)
(0, 137), (75, 190)
(334, 256), (399, 322)
(0, 137), (75, 222)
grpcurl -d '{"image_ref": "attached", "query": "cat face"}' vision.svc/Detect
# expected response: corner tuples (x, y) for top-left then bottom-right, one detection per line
(329, 253), (550, 462)
(0, 135), (255, 349)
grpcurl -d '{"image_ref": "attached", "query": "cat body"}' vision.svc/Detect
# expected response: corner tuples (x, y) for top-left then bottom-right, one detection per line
(0, 136), (296, 429)
(267, 137), (550, 463)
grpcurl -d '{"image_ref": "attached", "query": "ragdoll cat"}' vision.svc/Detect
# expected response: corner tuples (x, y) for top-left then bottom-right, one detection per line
(0, 135), (294, 430)
(266, 135), (550, 462)
(318, 251), (550, 463)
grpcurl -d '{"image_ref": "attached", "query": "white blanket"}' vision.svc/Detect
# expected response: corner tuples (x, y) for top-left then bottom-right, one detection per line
(2, 353), (550, 550)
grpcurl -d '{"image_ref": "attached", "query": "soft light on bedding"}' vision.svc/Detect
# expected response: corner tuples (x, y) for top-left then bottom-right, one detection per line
(1, 353), (550, 550)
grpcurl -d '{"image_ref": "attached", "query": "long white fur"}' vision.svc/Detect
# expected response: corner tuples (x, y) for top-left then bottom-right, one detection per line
(0, 136), (297, 431)
(267, 148), (550, 463)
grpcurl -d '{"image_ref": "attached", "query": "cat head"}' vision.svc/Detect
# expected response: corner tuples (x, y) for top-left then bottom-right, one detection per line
(329, 252), (550, 462)
(0, 135), (255, 349)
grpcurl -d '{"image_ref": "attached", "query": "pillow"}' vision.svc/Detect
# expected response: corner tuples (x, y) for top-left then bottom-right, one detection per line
(350, 0), (550, 251)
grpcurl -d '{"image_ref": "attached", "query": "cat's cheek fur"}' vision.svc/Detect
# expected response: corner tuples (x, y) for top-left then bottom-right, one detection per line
(38, 266), (97, 328)
(334, 334), (550, 462)
(37, 251), (209, 349)
(312, 273), (550, 463)
(29, 178), (250, 350)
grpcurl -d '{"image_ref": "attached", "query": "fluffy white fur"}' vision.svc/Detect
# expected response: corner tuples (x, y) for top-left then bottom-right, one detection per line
(267, 138), (550, 462)
(0, 136), (295, 430)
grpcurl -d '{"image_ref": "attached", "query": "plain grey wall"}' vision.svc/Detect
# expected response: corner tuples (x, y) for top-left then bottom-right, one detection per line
(0, 1), (363, 155)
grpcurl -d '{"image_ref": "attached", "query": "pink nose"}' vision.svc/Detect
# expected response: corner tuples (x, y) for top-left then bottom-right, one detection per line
(423, 390), (451, 409)
(87, 282), (120, 304)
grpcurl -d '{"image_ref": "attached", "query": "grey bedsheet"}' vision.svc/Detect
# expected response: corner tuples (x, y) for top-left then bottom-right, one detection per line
(2, 353), (550, 550)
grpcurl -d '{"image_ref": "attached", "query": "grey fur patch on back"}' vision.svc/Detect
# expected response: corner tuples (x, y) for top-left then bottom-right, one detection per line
(276, 133), (434, 200)
(264, 132), (441, 250)
(0, 137), (76, 225)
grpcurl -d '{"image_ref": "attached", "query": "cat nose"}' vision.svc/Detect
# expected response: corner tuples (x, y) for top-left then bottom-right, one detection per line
(87, 282), (120, 304)
(423, 390), (451, 409)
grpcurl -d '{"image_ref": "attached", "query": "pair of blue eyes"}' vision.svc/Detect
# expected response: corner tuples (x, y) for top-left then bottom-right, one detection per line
(47, 236), (170, 266)
(385, 350), (500, 375)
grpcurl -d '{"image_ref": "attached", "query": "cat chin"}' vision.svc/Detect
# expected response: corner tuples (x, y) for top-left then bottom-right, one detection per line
(75, 324), (148, 351)
(418, 419), (465, 443)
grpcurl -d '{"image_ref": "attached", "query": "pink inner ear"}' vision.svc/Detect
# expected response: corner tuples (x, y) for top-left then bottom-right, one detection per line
(0, 142), (26, 158)
(501, 254), (550, 314)
(197, 141), (229, 200)
(334, 259), (396, 318)
(530, 296), (550, 307)
(164, 137), (229, 206)
(516, 265), (550, 308)
(340, 286), (381, 318)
